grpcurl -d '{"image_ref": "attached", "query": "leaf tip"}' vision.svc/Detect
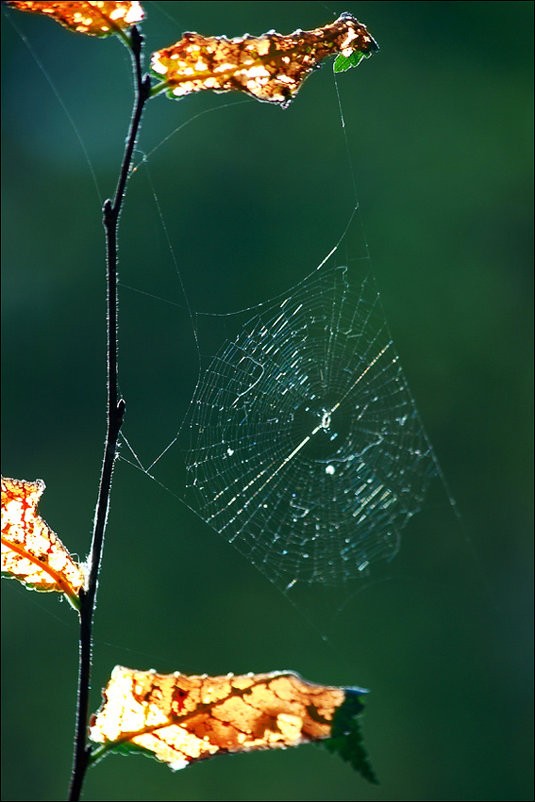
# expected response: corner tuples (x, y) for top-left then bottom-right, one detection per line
(322, 686), (378, 784)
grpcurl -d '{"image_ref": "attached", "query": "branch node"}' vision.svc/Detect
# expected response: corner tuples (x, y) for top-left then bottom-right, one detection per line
(142, 74), (152, 100)
(103, 199), (113, 223)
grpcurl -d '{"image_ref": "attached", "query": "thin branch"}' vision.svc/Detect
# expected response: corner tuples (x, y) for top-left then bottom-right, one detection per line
(68, 27), (152, 802)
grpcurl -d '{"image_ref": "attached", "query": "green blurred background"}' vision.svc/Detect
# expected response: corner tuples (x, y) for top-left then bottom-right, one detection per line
(1, 2), (533, 800)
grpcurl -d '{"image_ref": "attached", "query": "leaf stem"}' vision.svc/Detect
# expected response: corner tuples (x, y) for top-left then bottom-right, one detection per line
(149, 79), (169, 97)
(68, 27), (152, 802)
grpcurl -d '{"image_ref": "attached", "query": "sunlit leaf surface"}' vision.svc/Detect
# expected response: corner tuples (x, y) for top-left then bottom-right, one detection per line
(7, 1), (144, 37)
(90, 666), (369, 771)
(151, 13), (378, 107)
(1, 477), (84, 605)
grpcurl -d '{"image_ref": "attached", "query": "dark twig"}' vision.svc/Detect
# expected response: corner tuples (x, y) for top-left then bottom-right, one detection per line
(68, 27), (151, 802)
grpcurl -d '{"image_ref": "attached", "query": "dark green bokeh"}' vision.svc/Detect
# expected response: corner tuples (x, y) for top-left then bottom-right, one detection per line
(1, 2), (533, 800)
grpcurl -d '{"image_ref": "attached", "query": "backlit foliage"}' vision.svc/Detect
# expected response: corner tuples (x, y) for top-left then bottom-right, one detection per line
(7, 1), (144, 37)
(2, 4), (380, 790)
(90, 666), (358, 769)
(1, 476), (84, 606)
(151, 13), (378, 107)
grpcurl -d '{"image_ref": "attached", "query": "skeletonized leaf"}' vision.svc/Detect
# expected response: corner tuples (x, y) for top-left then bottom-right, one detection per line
(1, 477), (84, 607)
(89, 666), (373, 778)
(151, 13), (378, 108)
(7, 1), (144, 37)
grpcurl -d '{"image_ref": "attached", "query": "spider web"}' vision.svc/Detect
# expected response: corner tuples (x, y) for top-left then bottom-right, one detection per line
(182, 255), (437, 593)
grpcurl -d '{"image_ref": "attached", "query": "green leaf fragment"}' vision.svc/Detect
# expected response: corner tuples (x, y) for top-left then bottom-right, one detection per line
(334, 50), (371, 73)
(322, 688), (379, 784)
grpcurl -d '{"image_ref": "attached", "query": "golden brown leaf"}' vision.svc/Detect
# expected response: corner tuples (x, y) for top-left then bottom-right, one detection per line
(89, 666), (349, 769)
(1, 477), (84, 606)
(7, 1), (144, 37)
(151, 13), (378, 107)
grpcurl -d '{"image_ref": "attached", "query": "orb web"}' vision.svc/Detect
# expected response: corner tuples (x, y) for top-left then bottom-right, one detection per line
(185, 262), (437, 591)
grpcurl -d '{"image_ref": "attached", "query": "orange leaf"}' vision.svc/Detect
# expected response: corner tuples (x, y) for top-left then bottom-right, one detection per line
(7, 1), (144, 37)
(89, 666), (352, 769)
(151, 13), (378, 108)
(1, 477), (85, 606)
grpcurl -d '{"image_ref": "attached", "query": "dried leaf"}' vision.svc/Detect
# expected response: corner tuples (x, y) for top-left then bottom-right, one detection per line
(1, 477), (84, 606)
(89, 666), (369, 772)
(7, 1), (144, 37)
(151, 13), (378, 108)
